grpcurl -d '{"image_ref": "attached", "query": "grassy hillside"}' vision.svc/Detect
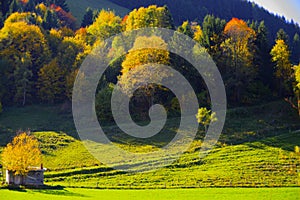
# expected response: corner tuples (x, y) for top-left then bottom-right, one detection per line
(0, 105), (76, 146)
(66, 0), (129, 25)
(0, 101), (299, 188)
(38, 131), (300, 188)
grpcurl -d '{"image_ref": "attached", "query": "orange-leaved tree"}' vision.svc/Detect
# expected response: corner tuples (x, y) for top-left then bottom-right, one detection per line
(222, 18), (257, 103)
(1, 132), (42, 176)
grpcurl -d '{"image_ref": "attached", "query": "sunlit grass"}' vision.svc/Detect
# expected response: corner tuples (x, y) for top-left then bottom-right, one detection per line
(0, 188), (299, 200)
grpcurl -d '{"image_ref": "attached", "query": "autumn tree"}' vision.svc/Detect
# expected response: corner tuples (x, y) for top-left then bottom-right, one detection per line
(118, 35), (170, 117)
(38, 59), (66, 103)
(121, 35), (169, 74)
(65, 29), (93, 100)
(196, 107), (217, 132)
(192, 23), (204, 44)
(221, 18), (257, 103)
(177, 21), (193, 38)
(65, 69), (78, 100)
(125, 5), (174, 31)
(270, 39), (293, 96)
(50, 4), (76, 30)
(71, 28), (92, 69)
(46, 27), (75, 58)
(1, 132), (42, 177)
(0, 20), (50, 84)
(4, 12), (42, 26)
(56, 36), (85, 70)
(293, 64), (300, 116)
(47, 28), (63, 58)
(35, 3), (47, 16)
(87, 10), (122, 42)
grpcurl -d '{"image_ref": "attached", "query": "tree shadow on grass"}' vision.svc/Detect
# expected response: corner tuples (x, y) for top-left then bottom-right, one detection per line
(7, 185), (88, 197)
(7, 187), (27, 193)
(256, 131), (300, 152)
(32, 189), (88, 197)
(31, 185), (88, 197)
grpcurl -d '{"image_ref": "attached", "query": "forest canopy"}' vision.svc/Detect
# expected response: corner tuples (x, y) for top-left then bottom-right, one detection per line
(0, 1), (300, 119)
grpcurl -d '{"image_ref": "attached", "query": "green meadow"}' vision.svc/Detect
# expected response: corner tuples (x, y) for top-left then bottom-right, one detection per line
(0, 101), (299, 191)
(1, 188), (299, 200)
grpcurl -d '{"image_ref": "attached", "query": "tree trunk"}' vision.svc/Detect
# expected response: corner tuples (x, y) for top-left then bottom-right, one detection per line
(23, 88), (26, 106)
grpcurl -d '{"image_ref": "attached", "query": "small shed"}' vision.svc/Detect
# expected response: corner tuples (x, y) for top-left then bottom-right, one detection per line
(6, 165), (46, 186)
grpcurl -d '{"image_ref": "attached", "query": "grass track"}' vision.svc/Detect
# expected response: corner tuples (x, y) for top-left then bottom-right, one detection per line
(0, 188), (300, 200)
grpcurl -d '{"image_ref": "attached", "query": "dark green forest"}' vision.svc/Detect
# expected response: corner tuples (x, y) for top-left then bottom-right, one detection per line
(109, 0), (300, 44)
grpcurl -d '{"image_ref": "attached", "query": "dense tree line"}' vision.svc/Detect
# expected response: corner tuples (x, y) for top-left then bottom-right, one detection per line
(0, 3), (300, 120)
(0, 0), (73, 29)
(109, 0), (300, 48)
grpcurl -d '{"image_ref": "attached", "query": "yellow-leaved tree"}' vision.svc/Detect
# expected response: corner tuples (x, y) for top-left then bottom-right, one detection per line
(121, 35), (169, 74)
(118, 35), (170, 119)
(196, 107), (217, 132)
(87, 10), (122, 42)
(1, 132), (42, 176)
(38, 59), (66, 103)
(270, 39), (293, 96)
(294, 64), (300, 116)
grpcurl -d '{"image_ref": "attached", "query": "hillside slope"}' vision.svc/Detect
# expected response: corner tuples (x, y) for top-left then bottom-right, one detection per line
(0, 101), (299, 188)
(39, 131), (300, 188)
(66, 0), (129, 25)
(108, 0), (300, 44)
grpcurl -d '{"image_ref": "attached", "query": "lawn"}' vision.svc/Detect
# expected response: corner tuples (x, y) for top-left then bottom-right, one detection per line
(0, 188), (299, 200)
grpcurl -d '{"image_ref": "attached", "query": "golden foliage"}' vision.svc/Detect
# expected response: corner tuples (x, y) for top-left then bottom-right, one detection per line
(87, 10), (122, 41)
(4, 12), (42, 25)
(223, 18), (256, 58)
(224, 18), (255, 40)
(121, 36), (169, 74)
(125, 5), (173, 31)
(1, 132), (42, 175)
(293, 64), (300, 116)
(38, 59), (66, 102)
(295, 64), (300, 90)
(196, 107), (217, 131)
(0, 21), (50, 68)
(270, 39), (292, 79)
(193, 25), (204, 43)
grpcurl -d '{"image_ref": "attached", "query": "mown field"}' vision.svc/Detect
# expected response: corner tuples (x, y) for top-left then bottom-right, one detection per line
(1, 188), (299, 200)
